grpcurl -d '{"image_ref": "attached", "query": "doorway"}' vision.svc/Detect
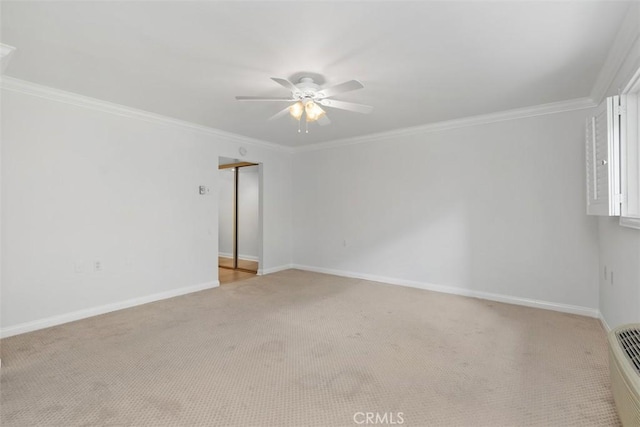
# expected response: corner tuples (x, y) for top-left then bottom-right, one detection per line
(218, 157), (260, 284)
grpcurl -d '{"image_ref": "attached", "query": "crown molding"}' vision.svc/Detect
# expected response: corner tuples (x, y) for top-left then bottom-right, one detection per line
(590, 2), (640, 104)
(294, 97), (596, 153)
(0, 76), (293, 154)
(1, 77), (597, 156)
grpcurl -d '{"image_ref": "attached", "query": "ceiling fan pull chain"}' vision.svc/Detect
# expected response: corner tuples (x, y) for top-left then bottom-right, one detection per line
(298, 117), (301, 133)
(305, 120), (309, 134)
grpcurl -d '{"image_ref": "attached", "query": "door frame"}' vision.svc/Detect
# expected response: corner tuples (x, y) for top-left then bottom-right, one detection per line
(218, 160), (261, 273)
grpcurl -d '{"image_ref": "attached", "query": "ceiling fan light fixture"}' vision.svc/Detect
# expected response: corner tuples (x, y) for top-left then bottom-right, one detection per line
(304, 101), (325, 122)
(237, 76), (371, 131)
(289, 101), (304, 120)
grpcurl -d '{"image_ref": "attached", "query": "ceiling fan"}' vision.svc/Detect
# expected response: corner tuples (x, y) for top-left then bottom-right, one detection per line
(235, 77), (373, 132)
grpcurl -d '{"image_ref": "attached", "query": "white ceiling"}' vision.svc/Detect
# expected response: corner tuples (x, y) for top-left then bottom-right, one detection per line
(1, 1), (630, 147)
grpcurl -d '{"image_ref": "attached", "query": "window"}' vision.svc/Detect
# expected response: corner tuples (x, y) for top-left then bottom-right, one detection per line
(620, 68), (640, 229)
(585, 66), (640, 229)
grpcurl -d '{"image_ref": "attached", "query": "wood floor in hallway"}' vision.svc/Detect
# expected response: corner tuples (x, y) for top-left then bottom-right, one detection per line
(218, 256), (258, 284)
(218, 267), (256, 284)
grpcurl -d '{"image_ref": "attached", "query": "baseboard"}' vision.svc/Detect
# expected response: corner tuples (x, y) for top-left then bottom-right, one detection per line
(598, 311), (612, 332)
(258, 264), (293, 275)
(0, 280), (219, 339)
(219, 252), (259, 262)
(291, 264), (599, 318)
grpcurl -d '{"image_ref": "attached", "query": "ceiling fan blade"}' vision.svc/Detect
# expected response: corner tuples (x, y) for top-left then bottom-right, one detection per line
(317, 115), (331, 126)
(318, 99), (373, 114)
(316, 80), (364, 98)
(271, 77), (299, 93)
(268, 106), (291, 121)
(236, 96), (295, 101)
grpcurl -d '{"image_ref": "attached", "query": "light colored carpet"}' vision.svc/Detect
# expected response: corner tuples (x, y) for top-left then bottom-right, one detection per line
(0, 270), (620, 426)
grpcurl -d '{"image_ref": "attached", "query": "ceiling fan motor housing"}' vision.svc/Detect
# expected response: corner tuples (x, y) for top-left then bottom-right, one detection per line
(295, 77), (320, 99)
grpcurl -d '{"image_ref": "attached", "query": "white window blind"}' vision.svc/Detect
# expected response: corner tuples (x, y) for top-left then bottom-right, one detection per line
(586, 96), (621, 216)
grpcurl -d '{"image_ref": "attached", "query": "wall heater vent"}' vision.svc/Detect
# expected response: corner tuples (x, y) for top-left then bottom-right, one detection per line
(609, 324), (640, 426)
(618, 328), (640, 374)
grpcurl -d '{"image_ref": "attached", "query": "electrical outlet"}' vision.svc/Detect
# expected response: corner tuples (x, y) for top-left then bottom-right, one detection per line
(74, 261), (84, 273)
(94, 261), (102, 272)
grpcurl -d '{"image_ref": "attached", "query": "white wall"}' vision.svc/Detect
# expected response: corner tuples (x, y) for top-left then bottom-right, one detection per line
(598, 218), (640, 329)
(218, 165), (260, 260)
(0, 84), (292, 336)
(597, 3), (640, 330)
(292, 109), (601, 313)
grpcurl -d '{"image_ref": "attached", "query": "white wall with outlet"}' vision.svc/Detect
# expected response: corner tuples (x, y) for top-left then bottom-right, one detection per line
(292, 108), (601, 313)
(597, 4), (640, 330)
(0, 84), (292, 336)
(218, 165), (260, 260)
(598, 218), (640, 329)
